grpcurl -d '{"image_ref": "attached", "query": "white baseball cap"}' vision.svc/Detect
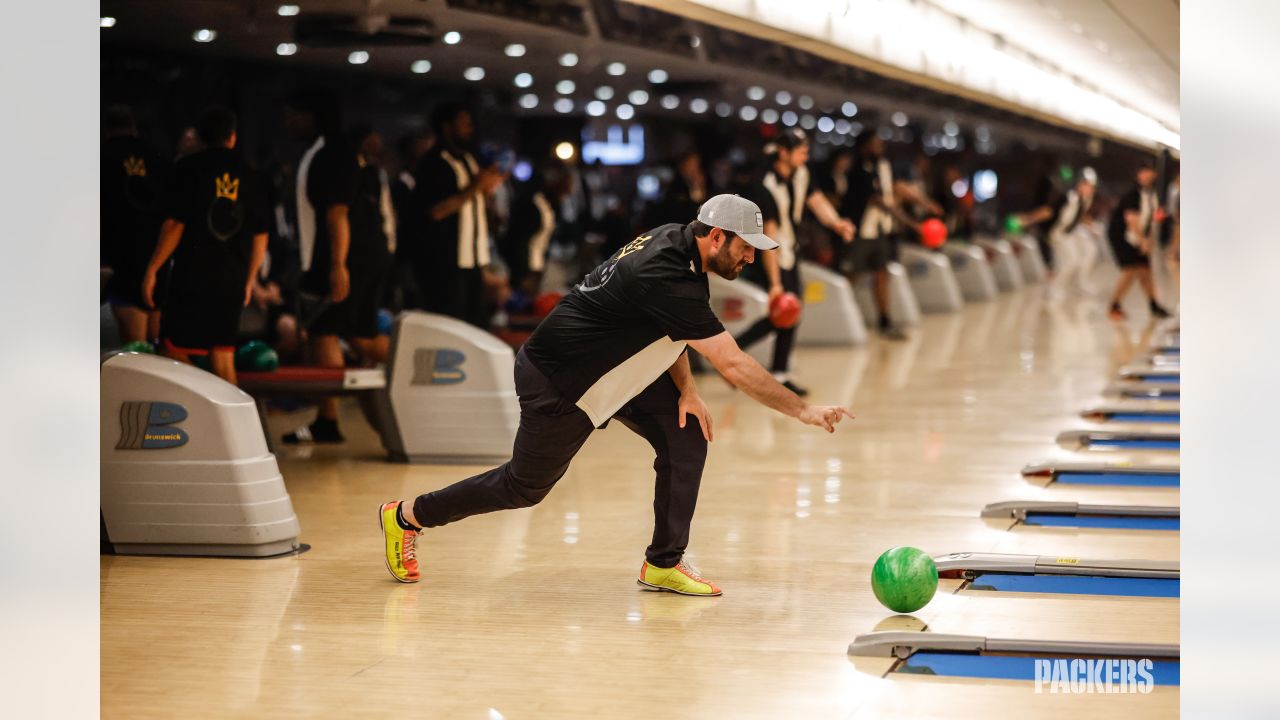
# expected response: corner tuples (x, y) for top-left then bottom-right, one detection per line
(696, 194), (778, 250)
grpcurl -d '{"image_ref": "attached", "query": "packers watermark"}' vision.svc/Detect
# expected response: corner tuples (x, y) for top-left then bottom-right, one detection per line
(1034, 658), (1155, 693)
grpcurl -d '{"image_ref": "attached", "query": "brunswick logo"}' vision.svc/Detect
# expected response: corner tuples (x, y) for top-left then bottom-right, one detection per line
(1034, 658), (1155, 694)
(411, 349), (467, 386)
(117, 401), (190, 450)
(214, 173), (240, 202)
(123, 155), (147, 177)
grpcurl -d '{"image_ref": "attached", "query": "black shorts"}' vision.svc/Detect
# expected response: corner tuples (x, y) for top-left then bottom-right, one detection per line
(160, 293), (243, 350)
(841, 235), (898, 275)
(1109, 235), (1148, 268)
(305, 257), (390, 338)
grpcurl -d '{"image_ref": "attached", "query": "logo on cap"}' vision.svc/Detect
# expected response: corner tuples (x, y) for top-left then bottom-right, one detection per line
(755, 211), (763, 229)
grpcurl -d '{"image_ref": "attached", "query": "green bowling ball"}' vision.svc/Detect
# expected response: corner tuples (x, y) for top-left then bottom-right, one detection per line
(120, 340), (155, 354)
(1004, 214), (1023, 234)
(235, 340), (279, 372)
(871, 547), (938, 614)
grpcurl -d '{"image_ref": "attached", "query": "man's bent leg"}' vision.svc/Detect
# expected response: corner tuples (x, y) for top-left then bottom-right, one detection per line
(411, 351), (595, 527)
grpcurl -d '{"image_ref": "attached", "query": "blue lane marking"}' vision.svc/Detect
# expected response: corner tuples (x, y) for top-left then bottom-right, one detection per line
(1025, 513), (1180, 531)
(1138, 376), (1179, 384)
(1090, 438), (1180, 450)
(1108, 413), (1179, 423)
(898, 652), (1180, 686)
(1056, 472), (1180, 487)
(968, 573), (1179, 597)
(1124, 390), (1179, 399)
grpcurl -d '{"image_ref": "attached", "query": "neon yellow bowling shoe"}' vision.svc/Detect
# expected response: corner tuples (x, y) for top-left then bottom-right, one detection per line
(379, 501), (420, 583)
(637, 560), (722, 596)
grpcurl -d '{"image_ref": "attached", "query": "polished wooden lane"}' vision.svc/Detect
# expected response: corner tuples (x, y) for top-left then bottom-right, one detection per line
(102, 288), (1178, 718)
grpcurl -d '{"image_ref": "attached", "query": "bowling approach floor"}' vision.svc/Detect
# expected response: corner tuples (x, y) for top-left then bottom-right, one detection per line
(101, 288), (1178, 719)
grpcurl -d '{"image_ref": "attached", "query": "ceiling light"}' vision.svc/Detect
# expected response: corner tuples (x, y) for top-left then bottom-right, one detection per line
(761, 108), (779, 124)
(514, 72), (533, 88)
(505, 43), (526, 57)
(464, 66), (485, 81)
(798, 95), (814, 109)
(586, 100), (606, 117)
(595, 86), (614, 101)
(100, 17), (117, 28)
(277, 4), (300, 16)
(411, 59), (432, 74)
(661, 94), (680, 110)
(616, 104), (635, 120)
(606, 62), (626, 76)
(776, 91), (792, 105)
(556, 80), (575, 94)
(276, 43), (298, 56)
(800, 114), (816, 129)
(648, 69), (668, 84)
(817, 116), (834, 133)
(518, 94), (539, 110)
(834, 118), (851, 134)
(715, 102), (732, 117)
(554, 98), (574, 113)
(892, 111), (908, 127)
(689, 98), (708, 114)
(555, 142), (576, 160)
(443, 31), (461, 45)
(192, 28), (217, 43)
(944, 120), (959, 136)
(747, 86), (766, 101)
(559, 52), (578, 67)
(348, 50), (369, 65)
(841, 101), (858, 117)
(782, 110), (798, 126)
(739, 106), (758, 122)
(629, 89), (649, 105)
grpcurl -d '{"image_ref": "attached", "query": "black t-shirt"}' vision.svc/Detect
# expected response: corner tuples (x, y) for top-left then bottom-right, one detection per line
(1109, 186), (1153, 243)
(101, 136), (168, 282)
(347, 163), (393, 273)
(163, 147), (269, 307)
(524, 222), (726, 426)
(413, 146), (483, 268)
(843, 159), (880, 227)
(303, 142), (360, 289)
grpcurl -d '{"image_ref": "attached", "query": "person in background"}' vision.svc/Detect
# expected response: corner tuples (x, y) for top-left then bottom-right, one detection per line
(1017, 167), (1100, 299)
(390, 131), (433, 310)
(841, 132), (908, 340)
(174, 126), (202, 161)
(141, 107), (268, 385)
(411, 102), (506, 328)
(737, 128), (857, 396)
(102, 105), (168, 345)
(281, 88), (360, 444)
(1107, 164), (1171, 320)
(342, 124), (396, 365)
(501, 163), (573, 299)
(1164, 172), (1180, 299)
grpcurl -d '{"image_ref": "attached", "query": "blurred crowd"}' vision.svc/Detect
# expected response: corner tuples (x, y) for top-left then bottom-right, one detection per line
(102, 90), (1179, 439)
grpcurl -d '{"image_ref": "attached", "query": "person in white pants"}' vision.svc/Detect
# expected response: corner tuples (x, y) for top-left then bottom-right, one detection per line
(1018, 168), (1100, 299)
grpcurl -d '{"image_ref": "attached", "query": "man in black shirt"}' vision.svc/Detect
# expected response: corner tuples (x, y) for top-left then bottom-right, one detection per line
(737, 129), (856, 396)
(501, 164), (572, 297)
(1107, 164), (1171, 320)
(378, 195), (855, 593)
(842, 133), (909, 340)
(102, 105), (167, 344)
(344, 125), (396, 364)
(281, 89), (361, 444)
(411, 102), (505, 328)
(141, 107), (268, 384)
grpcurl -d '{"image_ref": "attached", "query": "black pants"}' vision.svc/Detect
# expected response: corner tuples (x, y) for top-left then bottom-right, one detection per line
(412, 349), (708, 567)
(419, 263), (488, 329)
(734, 264), (801, 374)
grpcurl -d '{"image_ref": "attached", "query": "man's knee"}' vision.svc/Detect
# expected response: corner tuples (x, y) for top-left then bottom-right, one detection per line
(503, 466), (564, 508)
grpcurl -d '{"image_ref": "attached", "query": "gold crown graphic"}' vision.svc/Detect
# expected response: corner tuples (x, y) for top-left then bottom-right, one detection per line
(214, 173), (239, 202)
(123, 156), (147, 177)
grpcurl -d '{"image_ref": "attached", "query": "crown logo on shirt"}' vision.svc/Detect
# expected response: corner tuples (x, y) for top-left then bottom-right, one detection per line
(123, 156), (146, 177)
(214, 173), (239, 202)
